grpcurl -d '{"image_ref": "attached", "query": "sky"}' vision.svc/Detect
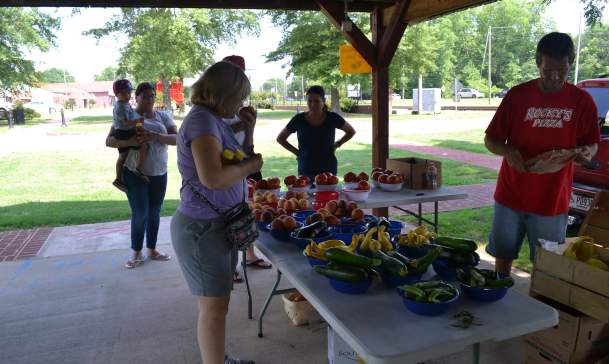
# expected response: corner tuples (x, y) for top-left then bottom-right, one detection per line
(33, 1), (608, 88)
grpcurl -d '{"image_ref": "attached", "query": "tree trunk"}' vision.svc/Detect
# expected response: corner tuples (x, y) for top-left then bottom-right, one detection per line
(162, 78), (171, 112)
(330, 86), (340, 113)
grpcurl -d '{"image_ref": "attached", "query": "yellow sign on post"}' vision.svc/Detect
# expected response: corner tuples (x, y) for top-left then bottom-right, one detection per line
(339, 44), (372, 74)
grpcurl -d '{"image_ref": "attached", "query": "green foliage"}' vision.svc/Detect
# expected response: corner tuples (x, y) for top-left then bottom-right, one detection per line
(0, 8), (60, 91)
(85, 8), (259, 110)
(250, 91), (274, 109)
(23, 108), (40, 120)
(94, 66), (125, 81)
(339, 98), (358, 113)
(262, 78), (287, 95)
(64, 99), (77, 110)
(577, 24), (609, 80)
(39, 68), (75, 83)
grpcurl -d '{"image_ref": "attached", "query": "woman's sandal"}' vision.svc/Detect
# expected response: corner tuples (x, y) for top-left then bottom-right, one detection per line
(245, 258), (272, 269)
(233, 271), (244, 283)
(149, 251), (171, 261)
(125, 258), (144, 269)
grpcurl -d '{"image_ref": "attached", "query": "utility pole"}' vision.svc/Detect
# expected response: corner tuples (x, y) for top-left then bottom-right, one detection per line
(574, 7), (583, 84)
(301, 75), (304, 102)
(488, 26), (492, 105)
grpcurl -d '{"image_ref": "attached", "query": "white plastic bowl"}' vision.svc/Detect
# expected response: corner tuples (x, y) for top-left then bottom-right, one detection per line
(379, 182), (403, 192)
(256, 188), (281, 196)
(316, 183), (339, 192)
(343, 188), (370, 202)
(343, 182), (359, 190)
(288, 185), (312, 193)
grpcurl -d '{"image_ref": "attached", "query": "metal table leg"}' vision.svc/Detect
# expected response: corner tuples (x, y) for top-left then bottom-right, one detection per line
(241, 250), (253, 319)
(472, 343), (480, 364)
(418, 203), (422, 226)
(434, 201), (439, 233)
(257, 269), (296, 338)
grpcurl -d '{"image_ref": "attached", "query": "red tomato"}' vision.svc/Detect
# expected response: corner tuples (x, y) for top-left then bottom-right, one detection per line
(344, 172), (356, 183)
(371, 171), (383, 181)
(284, 175), (297, 186)
(357, 180), (370, 190)
(357, 172), (369, 181)
(293, 178), (308, 187)
(387, 175), (401, 184)
(328, 175), (339, 185)
(315, 174), (328, 185)
(378, 174), (389, 184)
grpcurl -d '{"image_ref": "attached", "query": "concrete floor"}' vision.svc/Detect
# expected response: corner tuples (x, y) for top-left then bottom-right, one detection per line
(0, 218), (534, 364)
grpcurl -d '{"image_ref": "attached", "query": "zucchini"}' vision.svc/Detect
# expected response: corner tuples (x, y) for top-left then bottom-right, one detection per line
(372, 250), (408, 277)
(314, 265), (367, 282)
(438, 249), (480, 267)
(409, 247), (441, 273)
(325, 247), (381, 268)
(434, 236), (478, 252)
(295, 221), (328, 238)
(387, 250), (414, 266)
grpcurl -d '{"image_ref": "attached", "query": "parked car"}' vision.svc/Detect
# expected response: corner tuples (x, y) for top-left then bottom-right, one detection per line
(23, 100), (61, 114)
(456, 88), (485, 98)
(568, 77), (609, 234)
(495, 89), (509, 98)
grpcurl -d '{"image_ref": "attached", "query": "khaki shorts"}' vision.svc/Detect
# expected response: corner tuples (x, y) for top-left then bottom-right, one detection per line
(170, 210), (238, 297)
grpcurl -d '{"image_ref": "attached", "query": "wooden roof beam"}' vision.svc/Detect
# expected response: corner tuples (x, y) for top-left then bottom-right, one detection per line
(377, 0), (410, 67)
(314, 0), (378, 67)
(402, 0), (495, 24)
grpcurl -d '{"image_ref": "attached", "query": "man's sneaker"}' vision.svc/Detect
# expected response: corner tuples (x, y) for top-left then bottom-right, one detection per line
(112, 179), (128, 193)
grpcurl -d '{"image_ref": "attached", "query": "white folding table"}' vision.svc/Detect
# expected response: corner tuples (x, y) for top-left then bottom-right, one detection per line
(255, 232), (558, 364)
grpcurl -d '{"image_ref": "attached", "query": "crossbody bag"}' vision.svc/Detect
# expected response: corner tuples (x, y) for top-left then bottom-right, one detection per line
(186, 180), (258, 251)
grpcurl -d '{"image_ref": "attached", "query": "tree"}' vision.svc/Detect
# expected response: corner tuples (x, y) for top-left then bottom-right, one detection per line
(262, 78), (286, 101)
(267, 11), (370, 112)
(94, 66), (125, 81)
(577, 24), (609, 80)
(544, 0), (608, 26)
(0, 8), (60, 91)
(39, 68), (75, 83)
(86, 8), (259, 110)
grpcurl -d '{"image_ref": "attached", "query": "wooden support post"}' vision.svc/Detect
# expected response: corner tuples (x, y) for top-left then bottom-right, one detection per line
(371, 6), (389, 218)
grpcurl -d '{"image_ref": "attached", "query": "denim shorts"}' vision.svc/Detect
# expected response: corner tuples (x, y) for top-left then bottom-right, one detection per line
(486, 202), (567, 261)
(170, 210), (238, 297)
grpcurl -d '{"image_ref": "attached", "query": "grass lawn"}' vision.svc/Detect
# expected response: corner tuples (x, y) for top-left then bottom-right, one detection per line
(396, 207), (532, 272)
(394, 128), (491, 155)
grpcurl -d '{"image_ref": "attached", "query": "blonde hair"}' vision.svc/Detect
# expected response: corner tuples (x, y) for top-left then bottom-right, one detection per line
(191, 61), (251, 113)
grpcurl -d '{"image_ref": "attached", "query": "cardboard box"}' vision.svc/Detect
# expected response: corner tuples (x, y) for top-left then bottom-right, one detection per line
(386, 157), (442, 190)
(327, 326), (366, 364)
(525, 342), (609, 364)
(525, 299), (609, 364)
(531, 191), (609, 323)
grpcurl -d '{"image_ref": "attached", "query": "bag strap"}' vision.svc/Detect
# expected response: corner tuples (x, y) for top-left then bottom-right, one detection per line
(186, 179), (226, 216)
(185, 179), (247, 217)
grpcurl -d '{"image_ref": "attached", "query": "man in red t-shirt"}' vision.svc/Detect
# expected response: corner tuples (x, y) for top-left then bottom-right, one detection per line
(485, 32), (600, 275)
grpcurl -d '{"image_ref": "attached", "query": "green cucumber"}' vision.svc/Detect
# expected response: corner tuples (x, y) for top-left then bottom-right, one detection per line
(373, 250), (408, 277)
(434, 236), (478, 252)
(398, 285), (427, 302)
(469, 268), (486, 287)
(387, 250), (414, 266)
(314, 265), (367, 282)
(428, 288), (455, 303)
(324, 247), (381, 268)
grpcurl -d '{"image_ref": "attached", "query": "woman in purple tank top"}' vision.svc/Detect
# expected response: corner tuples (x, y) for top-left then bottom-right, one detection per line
(170, 61), (263, 364)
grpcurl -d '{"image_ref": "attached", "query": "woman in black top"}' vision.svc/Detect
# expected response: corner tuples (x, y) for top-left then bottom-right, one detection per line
(276, 85), (356, 180)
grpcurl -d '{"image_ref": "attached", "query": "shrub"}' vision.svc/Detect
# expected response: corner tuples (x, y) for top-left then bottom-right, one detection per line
(340, 98), (358, 113)
(24, 108), (40, 119)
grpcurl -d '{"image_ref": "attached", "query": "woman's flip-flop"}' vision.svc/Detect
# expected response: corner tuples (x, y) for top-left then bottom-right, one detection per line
(246, 259), (272, 269)
(125, 258), (144, 269)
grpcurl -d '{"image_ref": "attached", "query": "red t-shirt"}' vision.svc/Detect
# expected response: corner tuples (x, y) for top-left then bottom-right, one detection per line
(485, 79), (600, 216)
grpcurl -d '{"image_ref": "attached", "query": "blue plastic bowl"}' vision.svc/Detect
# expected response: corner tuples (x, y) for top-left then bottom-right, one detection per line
(341, 215), (378, 226)
(401, 292), (459, 316)
(292, 209), (315, 222)
(432, 258), (458, 279)
(460, 284), (509, 302)
(257, 221), (271, 231)
(306, 255), (328, 267)
(382, 271), (424, 287)
(398, 245), (431, 259)
(388, 220), (404, 237)
(329, 224), (367, 243)
(328, 277), (371, 294)
(290, 230), (334, 250)
(268, 221), (303, 242)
